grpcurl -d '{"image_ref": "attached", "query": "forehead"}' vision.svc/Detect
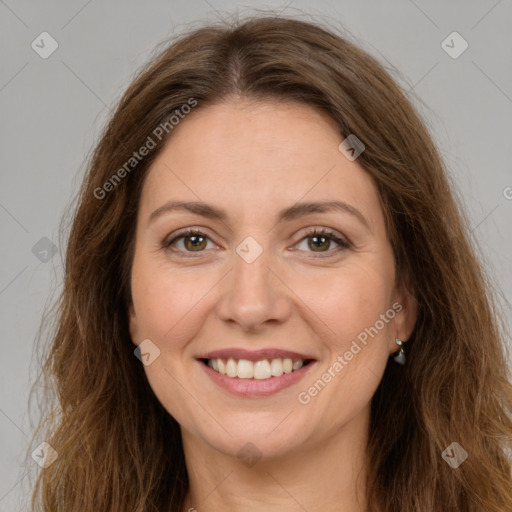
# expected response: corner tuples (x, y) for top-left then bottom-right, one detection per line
(138, 100), (382, 228)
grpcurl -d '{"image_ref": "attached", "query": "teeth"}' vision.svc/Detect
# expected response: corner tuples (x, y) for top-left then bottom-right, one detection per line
(292, 360), (303, 371)
(237, 359), (253, 379)
(253, 360), (271, 379)
(226, 358), (237, 377)
(206, 357), (307, 379)
(270, 358), (283, 377)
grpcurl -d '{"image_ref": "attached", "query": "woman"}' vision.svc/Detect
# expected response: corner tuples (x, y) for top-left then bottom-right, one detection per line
(30, 15), (512, 512)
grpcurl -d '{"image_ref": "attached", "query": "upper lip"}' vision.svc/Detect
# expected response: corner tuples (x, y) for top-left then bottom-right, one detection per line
(197, 348), (316, 362)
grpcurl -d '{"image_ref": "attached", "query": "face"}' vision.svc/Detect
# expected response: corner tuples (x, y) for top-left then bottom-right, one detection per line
(128, 99), (416, 460)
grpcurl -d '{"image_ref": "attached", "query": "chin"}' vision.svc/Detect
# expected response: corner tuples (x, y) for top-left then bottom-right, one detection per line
(194, 412), (313, 461)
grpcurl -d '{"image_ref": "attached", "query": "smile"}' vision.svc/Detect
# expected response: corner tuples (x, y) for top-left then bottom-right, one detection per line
(196, 348), (317, 397)
(203, 357), (311, 380)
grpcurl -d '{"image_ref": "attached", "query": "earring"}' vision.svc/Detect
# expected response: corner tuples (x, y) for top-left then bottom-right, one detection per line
(393, 338), (407, 365)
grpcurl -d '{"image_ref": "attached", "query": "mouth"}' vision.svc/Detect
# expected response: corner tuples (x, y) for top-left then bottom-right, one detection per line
(196, 348), (318, 398)
(196, 348), (316, 397)
(197, 348), (316, 380)
(199, 356), (314, 380)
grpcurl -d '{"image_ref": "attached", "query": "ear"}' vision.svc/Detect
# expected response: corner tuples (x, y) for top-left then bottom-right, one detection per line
(127, 300), (140, 347)
(389, 280), (418, 352)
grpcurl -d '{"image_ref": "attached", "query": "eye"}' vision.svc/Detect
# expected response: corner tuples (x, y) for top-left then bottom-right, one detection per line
(163, 229), (216, 256)
(294, 228), (350, 256)
(162, 227), (350, 257)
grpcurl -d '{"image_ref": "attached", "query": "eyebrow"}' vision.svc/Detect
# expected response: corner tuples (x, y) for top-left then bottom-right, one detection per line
(148, 200), (371, 230)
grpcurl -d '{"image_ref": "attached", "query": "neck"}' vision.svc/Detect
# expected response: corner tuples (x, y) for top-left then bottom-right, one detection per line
(181, 406), (370, 512)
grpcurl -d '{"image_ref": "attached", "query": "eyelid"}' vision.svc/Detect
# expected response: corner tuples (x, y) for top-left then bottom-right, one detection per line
(296, 226), (350, 246)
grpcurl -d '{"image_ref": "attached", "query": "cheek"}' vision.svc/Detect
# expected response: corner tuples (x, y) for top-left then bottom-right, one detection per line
(130, 262), (212, 429)
(131, 259), (213, 345)
(294, 270), (395, 429)
(295, 258), (395, 348)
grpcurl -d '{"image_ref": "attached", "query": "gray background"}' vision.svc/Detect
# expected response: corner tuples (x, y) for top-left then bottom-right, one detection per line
(1, 0), (511, 510)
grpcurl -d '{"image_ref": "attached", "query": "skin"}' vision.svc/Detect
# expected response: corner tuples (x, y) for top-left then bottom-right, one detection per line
(128, 98), (417, 512)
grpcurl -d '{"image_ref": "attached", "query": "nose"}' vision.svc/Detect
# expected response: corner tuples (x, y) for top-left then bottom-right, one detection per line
(214, 244), (292, 333)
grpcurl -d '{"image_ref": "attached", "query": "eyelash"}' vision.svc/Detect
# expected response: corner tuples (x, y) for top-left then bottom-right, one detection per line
(162, 228), (351, 258)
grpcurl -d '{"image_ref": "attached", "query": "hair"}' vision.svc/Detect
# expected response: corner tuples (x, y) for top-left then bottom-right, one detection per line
(29, 13), (512, 512)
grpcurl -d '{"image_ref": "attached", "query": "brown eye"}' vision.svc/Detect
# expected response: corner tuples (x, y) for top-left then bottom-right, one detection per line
(307, 234), (332, 252)
(295, 229), (350, 256)
(164, 230), (215, 254)
(183, 234), (208, 251)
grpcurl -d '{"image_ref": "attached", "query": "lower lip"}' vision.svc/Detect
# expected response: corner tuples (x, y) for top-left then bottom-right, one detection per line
(199, 360), (316, 397)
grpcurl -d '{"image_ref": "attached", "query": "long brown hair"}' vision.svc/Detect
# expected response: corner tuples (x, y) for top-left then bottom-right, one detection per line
(29, 14), (512, 511)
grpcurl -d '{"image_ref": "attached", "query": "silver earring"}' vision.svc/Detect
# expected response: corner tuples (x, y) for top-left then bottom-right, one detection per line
(393, 338), (407, 365)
